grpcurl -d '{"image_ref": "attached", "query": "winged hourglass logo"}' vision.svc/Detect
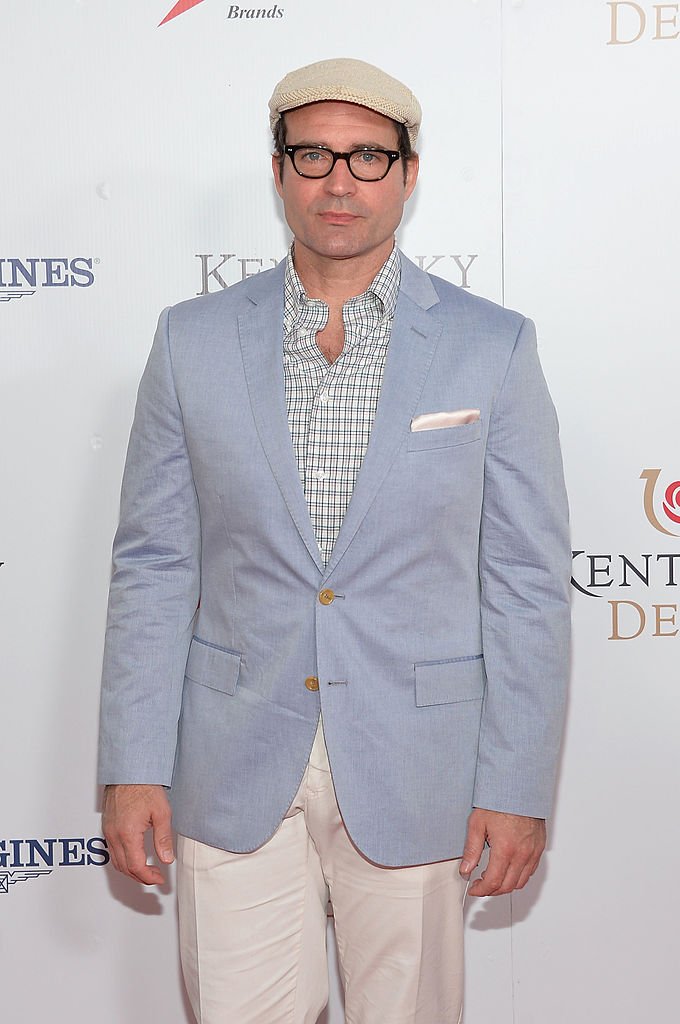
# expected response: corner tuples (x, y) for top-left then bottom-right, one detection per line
(0, 870), (52, 893)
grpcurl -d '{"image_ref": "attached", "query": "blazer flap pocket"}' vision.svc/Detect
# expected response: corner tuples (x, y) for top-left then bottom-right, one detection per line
(415, 655), (485, 707)
(185, 637), (242, 695)
(407, 419), (482, 451)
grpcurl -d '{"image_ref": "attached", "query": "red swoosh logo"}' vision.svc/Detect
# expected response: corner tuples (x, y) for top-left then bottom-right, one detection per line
(159, 0), (207, 26)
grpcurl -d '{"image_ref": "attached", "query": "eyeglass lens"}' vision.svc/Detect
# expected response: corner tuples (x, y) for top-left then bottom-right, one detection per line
(292, 148), (393, 181)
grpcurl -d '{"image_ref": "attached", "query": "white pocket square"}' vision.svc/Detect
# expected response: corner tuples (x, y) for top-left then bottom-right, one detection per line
(410, 409), (480, 432)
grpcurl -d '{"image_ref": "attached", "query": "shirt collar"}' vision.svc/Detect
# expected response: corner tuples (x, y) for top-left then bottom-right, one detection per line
(283, 243), (401, 336)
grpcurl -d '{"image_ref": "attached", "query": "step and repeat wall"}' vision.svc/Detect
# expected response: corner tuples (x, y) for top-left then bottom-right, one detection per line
(2, 2), (678, 1020)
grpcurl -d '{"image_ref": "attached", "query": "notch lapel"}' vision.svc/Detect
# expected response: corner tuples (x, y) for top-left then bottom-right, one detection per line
(323, 259), (443, 578)
(238, 268), (324, 573)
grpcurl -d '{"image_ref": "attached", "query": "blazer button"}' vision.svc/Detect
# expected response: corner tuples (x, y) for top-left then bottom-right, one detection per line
(305, 676), (320, 691)
(319, 588), (335, 605)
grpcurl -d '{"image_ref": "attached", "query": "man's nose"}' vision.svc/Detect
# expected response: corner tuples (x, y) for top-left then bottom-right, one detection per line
(324, 156), (357, 195)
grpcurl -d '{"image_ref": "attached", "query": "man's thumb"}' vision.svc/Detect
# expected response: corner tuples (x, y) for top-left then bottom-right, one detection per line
(460, 815), (485, 877)
(152, 803), (175, 864)
(155, 830), (175, 864)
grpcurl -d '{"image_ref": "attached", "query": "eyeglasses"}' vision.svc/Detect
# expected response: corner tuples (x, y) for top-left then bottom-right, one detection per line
(284, 145), (402, 182)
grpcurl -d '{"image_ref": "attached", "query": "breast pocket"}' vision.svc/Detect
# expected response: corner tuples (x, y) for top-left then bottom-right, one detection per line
(407, 419), (483, 452)
(184, 636), (242, 695)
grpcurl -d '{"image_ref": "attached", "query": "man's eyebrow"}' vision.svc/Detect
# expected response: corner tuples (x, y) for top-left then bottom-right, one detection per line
(287, 140), (395, 150)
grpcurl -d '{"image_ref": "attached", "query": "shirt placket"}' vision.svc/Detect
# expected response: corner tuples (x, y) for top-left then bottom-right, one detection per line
(305, 357), (342, 564)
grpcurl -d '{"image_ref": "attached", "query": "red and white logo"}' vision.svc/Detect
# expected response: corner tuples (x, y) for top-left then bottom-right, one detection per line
(159, 0), (207, 26)
(640, 469), (680, 537)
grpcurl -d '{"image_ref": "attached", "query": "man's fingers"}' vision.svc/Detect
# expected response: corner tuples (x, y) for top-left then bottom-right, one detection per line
(104, 824), (163, 885)
(119, 830), (166, 885)
(464, 809), (546, 896)
(469, 861), (522, 896)
(514, 853), (542, 892)
(468, 843), (543, 895)
(102, 784), (173, 885)
(105, 835), (124, 875)
(128, 861), (166, 886)
(480, 847), (541, 896)
(467, 845), (513, 896)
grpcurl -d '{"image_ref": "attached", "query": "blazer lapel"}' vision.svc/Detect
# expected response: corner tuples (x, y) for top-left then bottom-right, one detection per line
(323, 257), (443, 578)
(238, 267), (324, 573)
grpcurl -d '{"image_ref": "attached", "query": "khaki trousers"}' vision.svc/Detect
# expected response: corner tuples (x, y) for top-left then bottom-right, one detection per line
(177, 719), (466, 1024)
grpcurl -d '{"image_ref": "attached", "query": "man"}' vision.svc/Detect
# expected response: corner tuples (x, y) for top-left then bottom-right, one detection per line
(100, 58), (571, 1024)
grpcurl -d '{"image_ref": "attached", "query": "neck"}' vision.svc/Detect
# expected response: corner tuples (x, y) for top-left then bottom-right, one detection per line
(292, 239), (394, 306)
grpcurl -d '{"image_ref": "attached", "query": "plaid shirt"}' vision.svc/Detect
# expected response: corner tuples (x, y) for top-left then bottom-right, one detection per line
(283, 245), (401, 566)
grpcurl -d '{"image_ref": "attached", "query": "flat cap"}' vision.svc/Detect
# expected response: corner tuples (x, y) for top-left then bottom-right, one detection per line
(269, 58), (421, 147)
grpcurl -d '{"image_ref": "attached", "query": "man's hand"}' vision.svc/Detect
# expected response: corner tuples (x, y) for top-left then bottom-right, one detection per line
(459, 808), (546, 896)
(102, 784), (174, 886)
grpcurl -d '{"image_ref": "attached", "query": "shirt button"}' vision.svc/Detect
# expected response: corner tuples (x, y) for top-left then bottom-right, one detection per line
(305, 676), (320, 691)
(319, 589), (335, 606)
(311, 469), (327, 481)
(318, 391), (330, 404)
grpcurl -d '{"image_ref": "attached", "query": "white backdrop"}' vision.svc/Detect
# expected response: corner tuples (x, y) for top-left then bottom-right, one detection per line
(2, 1), (679, 1020)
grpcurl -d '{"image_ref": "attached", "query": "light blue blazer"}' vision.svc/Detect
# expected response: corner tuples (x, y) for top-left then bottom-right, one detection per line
(98, 254), (571, 866)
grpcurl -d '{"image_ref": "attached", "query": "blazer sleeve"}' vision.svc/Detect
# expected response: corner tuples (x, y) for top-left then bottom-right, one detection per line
(473, 317), (571, 819)
(98, 307), (201, 786)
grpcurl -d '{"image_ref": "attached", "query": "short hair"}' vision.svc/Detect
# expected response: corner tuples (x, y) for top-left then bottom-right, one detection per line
(273, 114), (415, 183)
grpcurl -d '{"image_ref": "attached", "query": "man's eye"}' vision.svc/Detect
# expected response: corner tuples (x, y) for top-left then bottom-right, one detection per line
(357, 151), (378, 163)
(300, 149), (330, 163)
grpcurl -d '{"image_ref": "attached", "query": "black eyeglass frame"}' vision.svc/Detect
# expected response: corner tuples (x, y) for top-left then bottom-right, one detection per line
(283, 145), (402, 181)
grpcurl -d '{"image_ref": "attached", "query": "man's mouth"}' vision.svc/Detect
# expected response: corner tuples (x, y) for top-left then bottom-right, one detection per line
(318, 212), (360, 224)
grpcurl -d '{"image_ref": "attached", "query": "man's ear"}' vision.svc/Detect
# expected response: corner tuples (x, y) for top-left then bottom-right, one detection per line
(403, 153), (419, 200)
(272, 153), (284, 198)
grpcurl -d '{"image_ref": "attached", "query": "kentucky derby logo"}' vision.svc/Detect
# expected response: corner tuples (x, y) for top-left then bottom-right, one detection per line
(640, 469), (680, 537)
(570, 471), (680, 640)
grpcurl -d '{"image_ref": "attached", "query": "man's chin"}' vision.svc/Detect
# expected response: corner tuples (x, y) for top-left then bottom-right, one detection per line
(298, 235), (384, 264)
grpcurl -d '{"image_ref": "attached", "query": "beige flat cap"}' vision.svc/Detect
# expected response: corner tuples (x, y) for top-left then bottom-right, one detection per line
(269, 58), (421, 147)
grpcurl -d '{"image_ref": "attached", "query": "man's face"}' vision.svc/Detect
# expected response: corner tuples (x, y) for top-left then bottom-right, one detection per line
(272, 101), (418, 270)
